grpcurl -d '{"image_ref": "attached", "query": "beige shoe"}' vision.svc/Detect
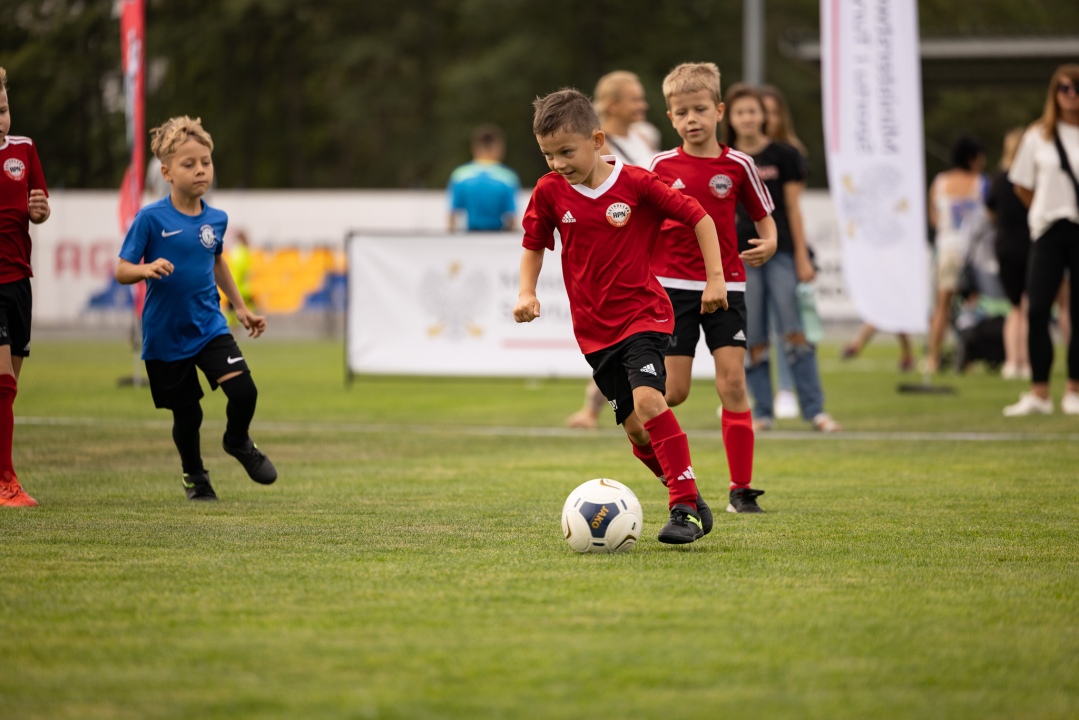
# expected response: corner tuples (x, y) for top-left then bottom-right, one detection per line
(1062, 392), (1079, 416)
(812, 413), (842, 432)
(1003, 392), (1053, 417)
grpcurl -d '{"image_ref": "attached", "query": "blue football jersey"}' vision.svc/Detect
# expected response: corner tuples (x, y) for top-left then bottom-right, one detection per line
(119, 196), (230, 361)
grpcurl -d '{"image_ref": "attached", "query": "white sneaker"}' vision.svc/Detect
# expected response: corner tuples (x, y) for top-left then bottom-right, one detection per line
(1002, 392), (1053, 417)
(774, 390), (799, 419)
(1062, 392), (1079, 415)
(1001, 364), (1033, 381)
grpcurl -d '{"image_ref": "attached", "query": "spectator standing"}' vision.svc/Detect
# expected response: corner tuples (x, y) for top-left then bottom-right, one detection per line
(1003, 64), (1079, 416)
(726, 83), (840, 432)
(447, 124), (520, 233)
(987, 127), (1032, 381)
(926, 134), (989, 374)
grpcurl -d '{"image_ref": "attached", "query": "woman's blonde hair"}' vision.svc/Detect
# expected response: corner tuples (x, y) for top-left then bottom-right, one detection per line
(1036, 63), (1079, 139)
(662, 62), (722, 106)
(0, 67), (8, 92)
(150, 116), (214, 164)
(593, 71), (642, 119)
(760, 85), (806, 156)
(999, 127), (1026, 171)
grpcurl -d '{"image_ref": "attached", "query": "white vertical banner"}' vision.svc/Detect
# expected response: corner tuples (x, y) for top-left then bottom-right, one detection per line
(820, 0), (929, 334)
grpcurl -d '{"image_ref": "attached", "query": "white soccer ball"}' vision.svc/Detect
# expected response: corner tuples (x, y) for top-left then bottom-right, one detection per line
(561, 478), (644, 554)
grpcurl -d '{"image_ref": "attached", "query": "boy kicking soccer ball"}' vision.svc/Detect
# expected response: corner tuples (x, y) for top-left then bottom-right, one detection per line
(116, 116), (276, 501)
(514, 88), (726, 544)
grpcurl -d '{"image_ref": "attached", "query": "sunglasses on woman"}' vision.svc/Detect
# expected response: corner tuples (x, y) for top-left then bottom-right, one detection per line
(1058, 80), (1078, 96)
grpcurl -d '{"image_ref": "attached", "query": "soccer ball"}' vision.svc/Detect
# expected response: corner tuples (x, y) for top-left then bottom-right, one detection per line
(561, 478), (644, 554)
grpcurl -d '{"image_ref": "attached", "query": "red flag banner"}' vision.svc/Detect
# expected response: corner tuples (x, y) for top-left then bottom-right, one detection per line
(118, 0), (146, 313)
(118, 0), (144, 234)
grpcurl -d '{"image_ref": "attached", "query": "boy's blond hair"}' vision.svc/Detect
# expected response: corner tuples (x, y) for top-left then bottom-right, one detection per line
(150, 116), (214, 164)
(662, 62), (722, 107)
(0, 67), (7, 91)
(532, 89), (600, 138)
(593, 71), (642, 119)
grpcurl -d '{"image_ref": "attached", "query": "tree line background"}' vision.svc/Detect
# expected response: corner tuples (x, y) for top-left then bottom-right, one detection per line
(2, 0), (1076, 191)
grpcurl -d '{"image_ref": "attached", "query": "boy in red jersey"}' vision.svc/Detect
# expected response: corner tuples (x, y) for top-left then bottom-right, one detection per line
(0, 67), (50, 507)
(649, 63), (777, 514)
(514, 88), (726, 544)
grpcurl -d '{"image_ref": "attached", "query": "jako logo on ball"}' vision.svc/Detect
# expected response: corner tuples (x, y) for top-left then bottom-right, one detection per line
(606, 202), (631, 227)
(561, 478), (643, 553)
(709, 174), (733, 198)
(4, 158), (26, 182)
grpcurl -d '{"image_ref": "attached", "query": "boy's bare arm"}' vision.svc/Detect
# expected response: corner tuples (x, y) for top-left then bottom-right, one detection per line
(740, 216), (778, 267)
(28, 190), (50, 224)
(115, 257), (173, 284)
(214, 255), (266, 337)
(513, 248), (545, 322)
(692, 215), (728, 313)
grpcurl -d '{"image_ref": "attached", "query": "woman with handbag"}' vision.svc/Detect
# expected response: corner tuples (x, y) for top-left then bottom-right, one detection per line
(1003, 64), (1079, 416)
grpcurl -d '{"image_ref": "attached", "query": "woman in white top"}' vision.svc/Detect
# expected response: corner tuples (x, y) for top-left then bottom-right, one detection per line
(926, 135), (988, 374)
(1004, 64), (1079, 416)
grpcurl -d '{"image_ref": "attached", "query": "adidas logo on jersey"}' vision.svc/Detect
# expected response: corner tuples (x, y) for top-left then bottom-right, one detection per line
(733, 330), (746, 341)
(675, 466), (696, 481)
(639, 363), (657, 376)
(671, 178), (686, 189)
(562, 211), (576, 223)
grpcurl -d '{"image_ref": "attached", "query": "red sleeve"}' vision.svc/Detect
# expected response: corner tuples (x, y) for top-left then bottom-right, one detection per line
(737, 162), (772, 222)
(641, 171), (707, 227)
(521, 181), (555, 251)
(28, 142), (48, 196)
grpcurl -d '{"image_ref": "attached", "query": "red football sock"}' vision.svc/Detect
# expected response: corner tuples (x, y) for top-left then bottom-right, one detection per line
(721, 407), (754, 490)
(0, 374), (17, 483)
(630, 439), (665, 480)
(643, 409), (697, 509)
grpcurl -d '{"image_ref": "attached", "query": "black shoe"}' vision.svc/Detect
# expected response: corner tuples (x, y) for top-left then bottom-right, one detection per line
(727, 487), (765, 514)
(696, 493), (713, 535)
(658, 476), (712, 536)
(222, 433), (278, 485)
(657, 503), (704, 544)
(183, 471), (218, 502)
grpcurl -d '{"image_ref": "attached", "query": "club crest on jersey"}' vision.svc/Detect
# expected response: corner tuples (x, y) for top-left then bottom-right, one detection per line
(606, 202), (631, 227)
(3, 158), (26, 182)
(709, 174), (733, 198)
(198, 224), (217, 249)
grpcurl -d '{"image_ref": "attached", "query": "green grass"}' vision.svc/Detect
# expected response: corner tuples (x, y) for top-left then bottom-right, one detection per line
(2, 339), (1077, 719)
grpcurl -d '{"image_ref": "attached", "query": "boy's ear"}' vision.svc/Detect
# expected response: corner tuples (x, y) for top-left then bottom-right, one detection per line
(593, 129), (605, 151)
(715, 102), (726, 122)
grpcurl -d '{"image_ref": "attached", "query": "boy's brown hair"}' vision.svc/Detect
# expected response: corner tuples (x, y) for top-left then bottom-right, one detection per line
(662, 62), (722, 107)
(532, 89), (600, 138)
(150, 115), (214, 165)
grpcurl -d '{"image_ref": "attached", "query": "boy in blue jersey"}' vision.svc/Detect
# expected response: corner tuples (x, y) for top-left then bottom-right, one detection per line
(447, 124), (520, 232)
(116, 116), (276, 501)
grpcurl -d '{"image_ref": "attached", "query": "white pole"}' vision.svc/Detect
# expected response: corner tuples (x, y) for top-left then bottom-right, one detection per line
(743, 0), (765, 85)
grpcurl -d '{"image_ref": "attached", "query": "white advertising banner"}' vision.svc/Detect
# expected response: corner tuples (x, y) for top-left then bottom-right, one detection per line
(820, 0), (929, 334)
(346, 233), (728, 378)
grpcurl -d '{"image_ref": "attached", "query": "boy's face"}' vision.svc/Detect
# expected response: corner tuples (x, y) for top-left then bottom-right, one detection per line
(536, 128), (604, 185)
(0, 89), (10, 145)
(666, 90), (723, 147)
(163, 136), (214, 198)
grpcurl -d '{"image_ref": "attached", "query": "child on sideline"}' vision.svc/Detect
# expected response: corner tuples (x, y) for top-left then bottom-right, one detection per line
(0, 67), (50, 507)
(514, 88), (727, 544)
(649, 63), (777, 514)
(116, 116), (277, 501)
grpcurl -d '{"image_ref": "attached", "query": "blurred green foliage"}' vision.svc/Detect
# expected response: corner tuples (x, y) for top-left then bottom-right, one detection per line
(1, 0), (1076, 189)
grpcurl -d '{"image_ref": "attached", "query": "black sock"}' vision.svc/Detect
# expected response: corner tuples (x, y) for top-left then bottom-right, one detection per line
(220, 372), (258, 447)
(171, 402), (204, 475)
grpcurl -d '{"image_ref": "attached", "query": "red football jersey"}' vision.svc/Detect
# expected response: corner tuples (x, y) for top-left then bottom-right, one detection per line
(0, 136), (49, 283)
(522, 159), (707, 354)
(648, 145), (772, 291)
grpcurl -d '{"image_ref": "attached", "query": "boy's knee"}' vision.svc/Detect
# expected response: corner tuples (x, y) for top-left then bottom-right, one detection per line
(716, 372), (747, 404)
(625, 426), (650, 446)
(220, 372), (257, 401)
(665, 386), (689, 407)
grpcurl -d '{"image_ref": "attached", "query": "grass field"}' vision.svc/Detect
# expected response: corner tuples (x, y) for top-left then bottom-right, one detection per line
(2, 338), (1077, 719)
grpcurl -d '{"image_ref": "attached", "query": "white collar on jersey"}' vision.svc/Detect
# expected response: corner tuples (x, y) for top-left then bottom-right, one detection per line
(570, 156), (623, 199)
